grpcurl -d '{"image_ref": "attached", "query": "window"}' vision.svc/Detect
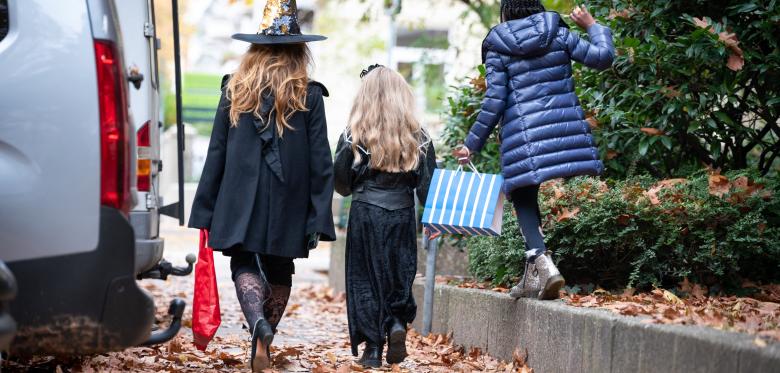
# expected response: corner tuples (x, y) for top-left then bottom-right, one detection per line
(0, 0), (8, 42)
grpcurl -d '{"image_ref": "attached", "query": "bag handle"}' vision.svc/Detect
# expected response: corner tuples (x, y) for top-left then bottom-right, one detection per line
(456, 161), (483, 179)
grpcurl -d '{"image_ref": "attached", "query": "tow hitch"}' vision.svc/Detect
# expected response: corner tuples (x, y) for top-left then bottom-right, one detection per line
(142, 298), (185, 346)
(138, 254), (196, 280)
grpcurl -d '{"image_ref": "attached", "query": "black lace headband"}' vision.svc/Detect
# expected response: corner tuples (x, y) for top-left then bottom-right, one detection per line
(360, 64), (384, 79)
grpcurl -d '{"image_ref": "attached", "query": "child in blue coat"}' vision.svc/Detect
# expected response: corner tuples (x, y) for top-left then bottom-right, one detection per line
(454, 1), (615, 300)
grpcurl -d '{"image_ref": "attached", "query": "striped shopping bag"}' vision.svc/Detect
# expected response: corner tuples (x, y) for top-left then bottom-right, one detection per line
(422, 167), (504, 236)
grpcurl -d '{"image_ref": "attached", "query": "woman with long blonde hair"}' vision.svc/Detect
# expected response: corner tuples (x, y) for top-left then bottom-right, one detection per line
(334, 65), (437, 368)
(189, 2), (335, 371)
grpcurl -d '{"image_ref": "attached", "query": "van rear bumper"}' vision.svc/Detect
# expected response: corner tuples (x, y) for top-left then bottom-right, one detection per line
(7, 207), (155, 355)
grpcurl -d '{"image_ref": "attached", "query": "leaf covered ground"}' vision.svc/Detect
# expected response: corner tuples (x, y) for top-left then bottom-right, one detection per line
(5, 266), (531, 372)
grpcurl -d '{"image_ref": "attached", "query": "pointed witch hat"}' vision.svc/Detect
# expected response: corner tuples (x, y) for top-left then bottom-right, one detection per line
(232, 0), (326, 44)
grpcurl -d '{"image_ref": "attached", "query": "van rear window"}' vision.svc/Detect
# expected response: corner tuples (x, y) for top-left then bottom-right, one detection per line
(0, 0), (8, 42)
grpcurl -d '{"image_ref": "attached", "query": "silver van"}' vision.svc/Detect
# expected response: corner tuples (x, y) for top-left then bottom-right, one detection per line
(0, 0), (187, 355)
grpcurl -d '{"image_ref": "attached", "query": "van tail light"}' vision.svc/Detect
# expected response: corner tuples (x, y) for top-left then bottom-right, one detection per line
(137, 121), (152, 192)
(95, 39), (132, 214)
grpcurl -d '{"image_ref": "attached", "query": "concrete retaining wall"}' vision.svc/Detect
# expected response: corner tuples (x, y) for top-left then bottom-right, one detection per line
(410, 280), (780, 373)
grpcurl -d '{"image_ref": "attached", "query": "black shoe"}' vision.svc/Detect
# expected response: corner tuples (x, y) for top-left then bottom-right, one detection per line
(385, 320), (408, 364)
(250, 318), (274, 372)
(358, 343), (383, 368)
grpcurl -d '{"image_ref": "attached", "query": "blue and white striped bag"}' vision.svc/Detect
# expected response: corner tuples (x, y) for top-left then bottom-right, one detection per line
(422, 166), (504, 236)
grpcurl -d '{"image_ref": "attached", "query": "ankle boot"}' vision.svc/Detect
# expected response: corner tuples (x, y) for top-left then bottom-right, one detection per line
(534, 253), (565, 300)
(510, 257), (540, 299)
(250, 318), (274, 372)
(358, 343), (383, 368)
(385, 319), (408, 364)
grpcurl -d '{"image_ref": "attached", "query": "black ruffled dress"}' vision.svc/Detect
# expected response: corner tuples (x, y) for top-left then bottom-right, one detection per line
(333, 133), (437, 355)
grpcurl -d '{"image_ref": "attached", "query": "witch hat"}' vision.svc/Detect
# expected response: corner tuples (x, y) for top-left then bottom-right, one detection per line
(232, 0), (326, 44)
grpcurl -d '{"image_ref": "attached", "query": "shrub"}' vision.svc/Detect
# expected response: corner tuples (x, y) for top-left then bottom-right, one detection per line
(440, 67), (502, 175)
(467, 171), (780, 289)
(579, 0), (780, 177)
(440, 1), (780, 179)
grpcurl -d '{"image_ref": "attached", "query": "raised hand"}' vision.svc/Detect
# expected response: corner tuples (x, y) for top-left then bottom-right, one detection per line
(570, 5), (596, 29)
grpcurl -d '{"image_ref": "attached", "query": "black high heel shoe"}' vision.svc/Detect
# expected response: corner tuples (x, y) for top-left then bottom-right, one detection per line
(250, 318), (274, 372)
(357, 343), (383, 368)
(385, 319), (408, 364)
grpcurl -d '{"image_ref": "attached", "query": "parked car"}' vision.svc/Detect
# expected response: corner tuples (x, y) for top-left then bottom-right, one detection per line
(0, 0), (187, 355)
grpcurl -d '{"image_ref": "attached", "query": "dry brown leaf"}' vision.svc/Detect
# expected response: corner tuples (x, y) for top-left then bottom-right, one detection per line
(471, 76), (486, 92)
(644, 178), (687, 205)
(719, 32), (743, 55)
(708, 172), (731, 197)
(692, 17), (715, 32)
(727, 53), (745, 71)
(607, 8), (632, 20)
(660, 86), (681, 98)
(640, 127), (665, 136)
(555, 207), (580, 222)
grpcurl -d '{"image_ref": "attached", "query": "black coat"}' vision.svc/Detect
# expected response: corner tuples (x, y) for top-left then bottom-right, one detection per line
(189, 75), (336, 258)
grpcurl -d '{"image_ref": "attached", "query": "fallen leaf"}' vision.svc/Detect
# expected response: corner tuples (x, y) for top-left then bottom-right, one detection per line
(708, 172), (730, 197)
(727, 53), (744, 71)
(606, 150), (619, 160)
(555, 207), (580, 222)
(607, 8), (632, 20)
(640, 127), (665, 136)
(660, 86), (681, 98)
(662, 289), (685, 305)
(644, 178), (687, 205)
(718, 31), (743, 55)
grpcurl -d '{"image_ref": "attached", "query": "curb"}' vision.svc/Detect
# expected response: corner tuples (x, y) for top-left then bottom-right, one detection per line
(410, 280), (780, 373)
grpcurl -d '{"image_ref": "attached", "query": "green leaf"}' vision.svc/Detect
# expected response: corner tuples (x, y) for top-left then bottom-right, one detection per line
(661, 136), (673, 150)
(713, 111), (735, 126)
(732, 3), (759, 13)
(639, 137), (650, 156)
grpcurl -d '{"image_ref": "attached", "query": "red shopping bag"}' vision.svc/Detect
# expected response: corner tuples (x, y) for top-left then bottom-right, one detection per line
(192, 229), (221, 350)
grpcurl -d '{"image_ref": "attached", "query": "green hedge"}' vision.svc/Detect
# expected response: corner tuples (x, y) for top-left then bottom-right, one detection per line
(468, 171), (780, 290)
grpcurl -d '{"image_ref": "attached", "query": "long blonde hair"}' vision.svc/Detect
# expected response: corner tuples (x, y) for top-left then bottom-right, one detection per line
(227, 43), (311, 135)
(348, 67), (425, 173)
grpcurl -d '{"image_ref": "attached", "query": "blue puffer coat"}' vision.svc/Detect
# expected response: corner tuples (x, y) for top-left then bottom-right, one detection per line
(464, 12), (615, 193)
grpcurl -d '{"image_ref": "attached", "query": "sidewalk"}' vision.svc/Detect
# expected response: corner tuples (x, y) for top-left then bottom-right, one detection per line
(5, 220), (519, 372)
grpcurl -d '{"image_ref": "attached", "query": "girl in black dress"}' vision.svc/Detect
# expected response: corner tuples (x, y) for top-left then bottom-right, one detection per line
(334, 65), (437, 368)
(189, 2), (335, 371)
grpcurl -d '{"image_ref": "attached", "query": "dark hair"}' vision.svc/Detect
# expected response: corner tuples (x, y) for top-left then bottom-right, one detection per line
(500, 0), (546, 22)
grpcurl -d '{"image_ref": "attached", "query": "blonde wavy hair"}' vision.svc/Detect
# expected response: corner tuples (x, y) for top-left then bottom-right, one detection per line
(348, 67), (426, 173)
(227, 43), (311, 135)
